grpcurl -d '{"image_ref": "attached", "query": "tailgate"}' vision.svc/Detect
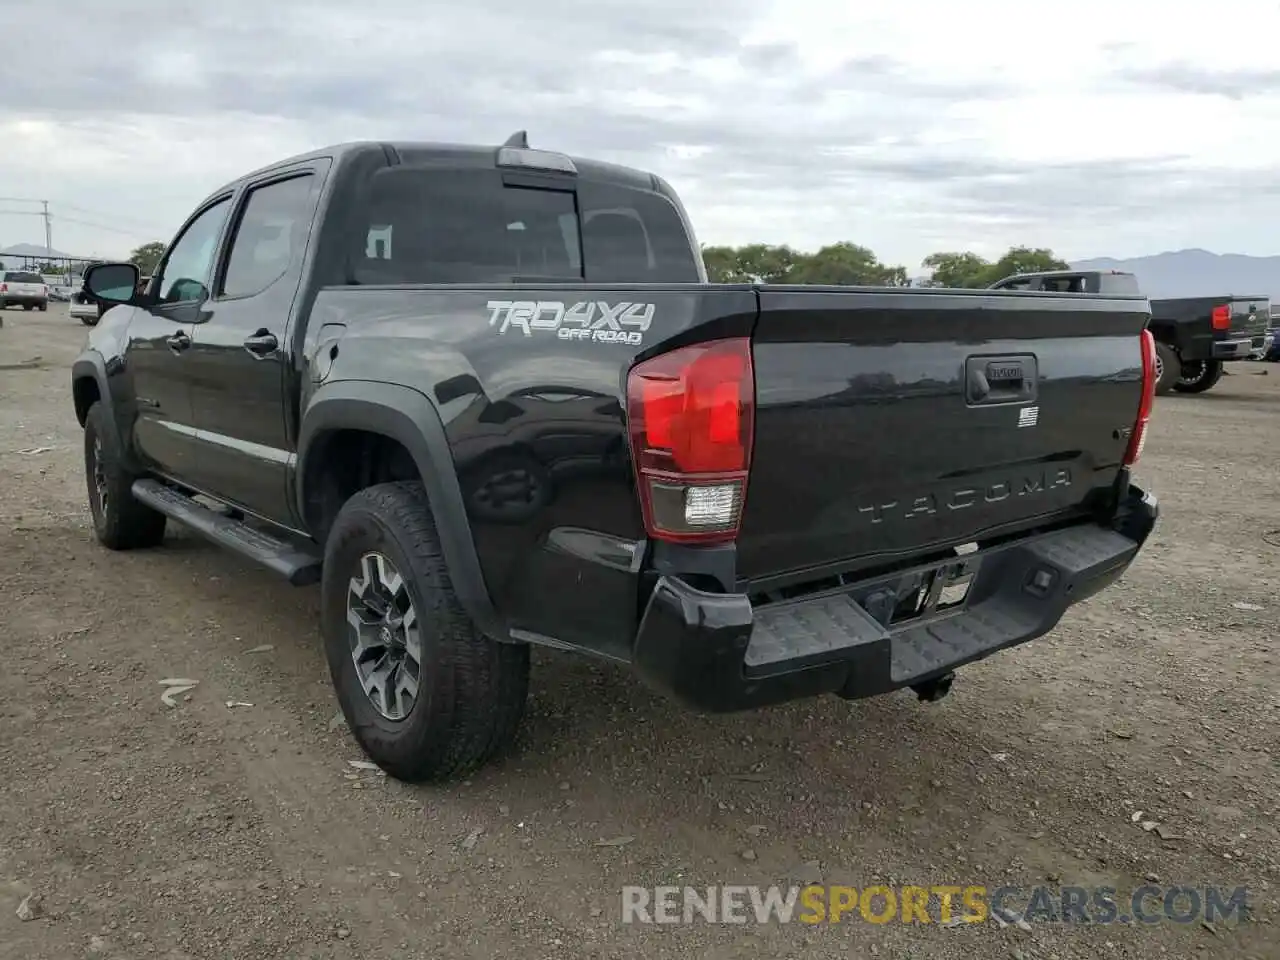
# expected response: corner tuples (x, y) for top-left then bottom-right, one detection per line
(1227, 298), (1269, 340)
(736, 287), (1150, 583)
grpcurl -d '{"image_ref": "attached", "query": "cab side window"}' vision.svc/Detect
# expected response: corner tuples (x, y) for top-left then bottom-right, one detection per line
(155, 199), (231, 304)
(221, 175), (316, 299)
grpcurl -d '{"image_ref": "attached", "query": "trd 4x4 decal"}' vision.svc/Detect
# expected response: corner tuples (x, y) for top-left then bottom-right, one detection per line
(486, 300), (654, 345)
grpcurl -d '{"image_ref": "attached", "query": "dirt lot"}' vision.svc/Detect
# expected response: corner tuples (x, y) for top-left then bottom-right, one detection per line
(1, 304), (1277, 960)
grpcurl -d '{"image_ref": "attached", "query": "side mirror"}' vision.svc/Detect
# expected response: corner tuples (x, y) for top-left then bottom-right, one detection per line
(84, 262), (140, 304)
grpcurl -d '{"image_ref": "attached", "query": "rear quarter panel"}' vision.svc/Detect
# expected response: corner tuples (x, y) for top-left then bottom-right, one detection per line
(305, 283), (756, 658)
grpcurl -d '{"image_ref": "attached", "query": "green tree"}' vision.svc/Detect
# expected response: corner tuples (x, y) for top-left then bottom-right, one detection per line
(701, 245), (741, 282)
(985, 246), (1069, 284)
(787, 242), (908, 286)
(701, 243), (802, 283)
(702, 242), (908, 286)
(920, 246), (1072, 288)
(129, 241), (166, 275)
(920, 251), (992, 289)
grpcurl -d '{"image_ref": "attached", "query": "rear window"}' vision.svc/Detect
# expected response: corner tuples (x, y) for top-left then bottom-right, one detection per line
(1230, 299), (1269, 316)
(352, 168), (700, 285)
(3, 272), (43, 283)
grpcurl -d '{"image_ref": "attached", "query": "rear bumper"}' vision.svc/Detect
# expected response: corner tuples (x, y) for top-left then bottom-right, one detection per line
(1, 295), (47, 307)
(632, 483), (1159, 713)
(1213, 337), (1256, 360)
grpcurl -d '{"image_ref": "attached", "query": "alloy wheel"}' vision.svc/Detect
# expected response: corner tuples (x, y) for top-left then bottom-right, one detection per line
(91, 435), (109, 519)
(346, 551), (422, 721)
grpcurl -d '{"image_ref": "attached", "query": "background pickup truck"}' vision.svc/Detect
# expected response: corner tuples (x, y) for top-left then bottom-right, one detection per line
(72, 132), (1159, 782)
(987, 270), (1273, 394)
(1147, 295), (1272, 394)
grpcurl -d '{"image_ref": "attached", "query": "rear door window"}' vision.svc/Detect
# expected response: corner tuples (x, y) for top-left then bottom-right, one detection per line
(221, 174), (316, 299)
(353, 168), (699, 285)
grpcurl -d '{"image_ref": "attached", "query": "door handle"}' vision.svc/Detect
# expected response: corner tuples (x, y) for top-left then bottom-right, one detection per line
(243, 331), (279, 357)
(166, 331), (191, 353)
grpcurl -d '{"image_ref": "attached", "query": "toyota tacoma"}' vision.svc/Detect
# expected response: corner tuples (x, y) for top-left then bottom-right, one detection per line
(71, 132), (1160, 782)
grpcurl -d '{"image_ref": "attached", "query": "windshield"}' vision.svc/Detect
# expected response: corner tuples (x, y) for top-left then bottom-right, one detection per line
(351, 168), (700, 285)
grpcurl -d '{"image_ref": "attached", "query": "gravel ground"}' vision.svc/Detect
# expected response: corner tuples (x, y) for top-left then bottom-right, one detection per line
(1, 305), (1277, 960)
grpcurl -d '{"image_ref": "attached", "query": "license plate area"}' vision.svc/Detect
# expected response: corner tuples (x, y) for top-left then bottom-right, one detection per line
(854, 556), (979, 628)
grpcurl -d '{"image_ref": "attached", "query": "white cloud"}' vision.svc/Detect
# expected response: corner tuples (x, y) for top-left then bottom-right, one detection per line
(5, 0), (1280, 269)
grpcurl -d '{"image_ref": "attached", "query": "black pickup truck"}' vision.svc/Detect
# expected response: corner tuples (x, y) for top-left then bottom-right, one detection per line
(1146, 295), (1272, 394)
(71, 132), (1160, 782)
(988, 270), (1273, 394)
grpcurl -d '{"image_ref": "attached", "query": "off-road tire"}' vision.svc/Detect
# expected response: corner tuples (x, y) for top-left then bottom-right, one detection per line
(83, 401), (167, 549)
(1172, 358), (1224, 394)
(1154, 342), (1179, 396)
(321, 481), (529, 782)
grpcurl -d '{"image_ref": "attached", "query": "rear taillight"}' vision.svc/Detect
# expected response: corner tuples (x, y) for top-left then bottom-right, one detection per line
(0, 283), (6, 293)
(1124, 329), (1156, 466)
(1211, 304), (1231, 330)
(626, 337), (755, 544)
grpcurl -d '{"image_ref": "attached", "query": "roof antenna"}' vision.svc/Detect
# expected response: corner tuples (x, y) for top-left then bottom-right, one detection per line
(503, 130), (529, 148)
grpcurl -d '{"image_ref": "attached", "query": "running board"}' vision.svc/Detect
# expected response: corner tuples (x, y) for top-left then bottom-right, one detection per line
(131, 479), (323, 586)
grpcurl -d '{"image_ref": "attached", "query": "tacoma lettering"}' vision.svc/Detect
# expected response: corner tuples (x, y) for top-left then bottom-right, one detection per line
(857, 468), (1072, 524)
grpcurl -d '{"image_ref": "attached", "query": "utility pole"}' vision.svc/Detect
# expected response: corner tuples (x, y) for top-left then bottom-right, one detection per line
(42, 200), (52, 257)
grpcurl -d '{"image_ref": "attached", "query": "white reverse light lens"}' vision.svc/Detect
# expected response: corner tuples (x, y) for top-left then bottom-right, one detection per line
(684, 484), (738, 527)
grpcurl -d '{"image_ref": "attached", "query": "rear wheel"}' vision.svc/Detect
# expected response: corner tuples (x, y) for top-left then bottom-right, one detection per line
(1172, 358), (1224, 394)
(80, 315), (98, 327)
(1153, 342), (1179, 396)
(83, 401), (167, 549)
(321, 481), (529, 782)
(37, 302), (47, 312)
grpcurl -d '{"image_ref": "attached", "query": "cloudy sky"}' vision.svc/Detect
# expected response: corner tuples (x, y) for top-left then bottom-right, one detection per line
(3, 0), (1279, 271)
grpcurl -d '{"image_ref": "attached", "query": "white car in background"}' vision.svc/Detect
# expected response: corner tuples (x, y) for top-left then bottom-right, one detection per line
(69, 272), (150, 325)
(69, 282), (100, 324)
(0, 271), (49, 311)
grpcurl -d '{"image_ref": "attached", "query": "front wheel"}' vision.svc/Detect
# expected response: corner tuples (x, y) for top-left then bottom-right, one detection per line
(1172, 358), (1224, 394)
(83, 401), (167, 549)
(80, 315), (98, 326)
(1154, 342), (1179, 396)
(321, 481), (529, 783)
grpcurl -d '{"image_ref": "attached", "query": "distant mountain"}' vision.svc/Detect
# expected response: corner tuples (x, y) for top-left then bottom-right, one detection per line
(0, 242), (76, 259)
(1071, 248), (1280, 302)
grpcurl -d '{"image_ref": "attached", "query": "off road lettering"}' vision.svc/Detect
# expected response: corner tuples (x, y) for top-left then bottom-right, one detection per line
(486, 299), (654, 345)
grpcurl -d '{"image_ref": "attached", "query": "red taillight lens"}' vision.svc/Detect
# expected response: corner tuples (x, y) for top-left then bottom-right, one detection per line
(1211, 304), (1231, 330)
(626, 337), (755, 544)
(1124, 329), (1156, 466)
(0, 283), (7, 293)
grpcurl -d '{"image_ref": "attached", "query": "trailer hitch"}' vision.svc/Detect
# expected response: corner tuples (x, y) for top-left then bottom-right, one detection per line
(911, 672), (955, 703)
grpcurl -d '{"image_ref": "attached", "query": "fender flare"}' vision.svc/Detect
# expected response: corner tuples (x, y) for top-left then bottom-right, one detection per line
(71, 351), (137, 469)
(297, 380), (508, 641)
